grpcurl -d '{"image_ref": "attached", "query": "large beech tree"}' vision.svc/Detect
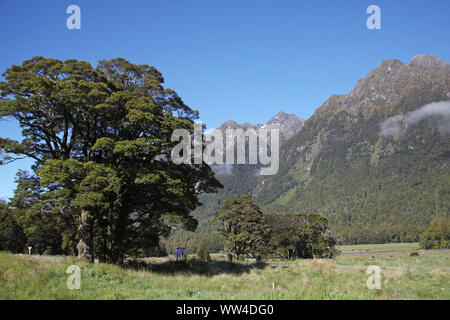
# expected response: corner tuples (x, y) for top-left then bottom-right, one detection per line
(0, 57), (221, 263)
(214, 195), (271, 261)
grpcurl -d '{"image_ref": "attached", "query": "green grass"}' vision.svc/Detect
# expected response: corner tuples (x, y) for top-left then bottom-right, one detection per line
(272, 187), (297, 205)
(335, 250), (450, 268)
(0, 251), (449, 300)
(337, 242), (420, 252)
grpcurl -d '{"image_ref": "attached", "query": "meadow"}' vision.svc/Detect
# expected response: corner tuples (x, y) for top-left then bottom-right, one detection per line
(337, 242), (421, 252)
(0, 243), (449, 300)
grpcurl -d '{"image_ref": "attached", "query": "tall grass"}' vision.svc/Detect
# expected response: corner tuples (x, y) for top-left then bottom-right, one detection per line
(337, 242), (420, 252)
(1, 251), (449, 299)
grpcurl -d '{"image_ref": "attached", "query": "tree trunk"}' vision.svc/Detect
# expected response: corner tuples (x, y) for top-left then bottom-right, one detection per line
(101, 224), (107, 263)
(89, 221), (94, 263)
(76, 210), (93, 262)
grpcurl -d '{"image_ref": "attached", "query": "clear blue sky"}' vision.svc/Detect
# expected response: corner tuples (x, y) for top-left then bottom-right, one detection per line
(0, 0), (449, 199)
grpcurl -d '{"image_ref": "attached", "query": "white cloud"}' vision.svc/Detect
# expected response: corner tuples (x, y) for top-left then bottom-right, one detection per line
(380, 101), (450, 136)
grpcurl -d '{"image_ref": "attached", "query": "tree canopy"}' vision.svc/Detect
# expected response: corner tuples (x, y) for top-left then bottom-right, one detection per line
(420, 217), (450, 250)
(0, 56), (222, 263)
(268, 214), (339, 259)
(214, 195), (271, 261)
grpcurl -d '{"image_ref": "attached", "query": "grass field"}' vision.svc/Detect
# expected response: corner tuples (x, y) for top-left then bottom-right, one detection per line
(1, 245), (449, 300)
(337, 242), (421, 252)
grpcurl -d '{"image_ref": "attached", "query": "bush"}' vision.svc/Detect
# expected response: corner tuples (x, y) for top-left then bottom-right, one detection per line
(202, 248), (211, 261)
(195, 247), (211, 261)
(0, 206), (26, 253)
(196, 247), (205, 260)
(419, 217), (450, 250)
(196, 247), (211, 261)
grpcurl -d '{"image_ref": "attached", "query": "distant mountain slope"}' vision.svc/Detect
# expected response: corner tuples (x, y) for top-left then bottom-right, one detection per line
(253, 54), (450, 243)
(193, 111), (304, 230)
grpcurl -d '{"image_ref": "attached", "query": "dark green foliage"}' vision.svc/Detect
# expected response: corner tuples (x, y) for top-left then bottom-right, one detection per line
(19, 210), (62, 255)
(196, 246), (205, 260)
(196, 247), (210, 261)
(213, 195), (271, 261)
(163, 230), (224, 254)
(268, 214), (339, 259)
(419, 217), (450, 249)
(11, 170), (75, 255)
(0, 203), (26, 253)
(202, 248), (211, 261)
(0, 57), (222, 263)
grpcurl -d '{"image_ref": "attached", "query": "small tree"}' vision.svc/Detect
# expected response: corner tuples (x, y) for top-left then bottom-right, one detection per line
(202, 248), (211, 261)
(420, 217), (450, 249)
(195, 246), (211, 261)
(213, 195), (270, 262)
(196, 246), (205, 260)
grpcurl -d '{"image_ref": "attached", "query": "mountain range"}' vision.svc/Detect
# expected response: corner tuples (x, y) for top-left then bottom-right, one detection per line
(192, 111), (305, 231)
(172, 54), (449, 247)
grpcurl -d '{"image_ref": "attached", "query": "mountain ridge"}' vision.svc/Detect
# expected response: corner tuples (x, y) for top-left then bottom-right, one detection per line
(217, 111), (305, 143)
(253, 54), (450, 243)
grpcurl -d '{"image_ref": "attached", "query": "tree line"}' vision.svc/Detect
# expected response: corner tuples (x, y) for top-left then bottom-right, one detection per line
(213, 195), (339, 261)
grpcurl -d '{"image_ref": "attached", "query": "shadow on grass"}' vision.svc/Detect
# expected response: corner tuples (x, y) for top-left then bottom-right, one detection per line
(121, 259), (267, 276)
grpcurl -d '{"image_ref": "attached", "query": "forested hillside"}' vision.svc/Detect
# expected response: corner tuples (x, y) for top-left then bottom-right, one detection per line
(254, 55), (450, 243)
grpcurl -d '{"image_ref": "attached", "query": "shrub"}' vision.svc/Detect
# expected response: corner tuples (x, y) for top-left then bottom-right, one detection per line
(0, 206), (26, 253)
(202, 248), (211, 261)
(419, 217), (450, 250)
(196, 247), (205, 260)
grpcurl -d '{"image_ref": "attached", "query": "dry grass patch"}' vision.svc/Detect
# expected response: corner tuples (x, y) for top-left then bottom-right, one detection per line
(429, 269), (448, 276)
(307, 259), (338, 269)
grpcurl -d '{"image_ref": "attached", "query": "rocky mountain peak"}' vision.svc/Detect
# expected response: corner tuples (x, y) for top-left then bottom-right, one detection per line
(408, 54), (445, 68)
(268, 111), (295, 124)
(266, 111), (305, 139)
(316, 54), (450, 117)
(217, 111), (304, 143)
(219, 120), (239, 130)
